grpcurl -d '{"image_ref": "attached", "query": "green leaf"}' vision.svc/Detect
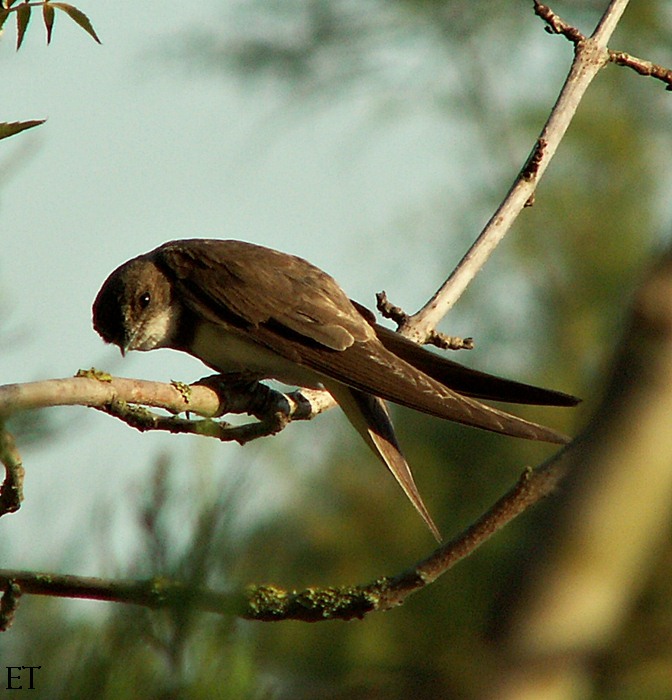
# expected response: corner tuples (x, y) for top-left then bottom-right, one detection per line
(16, 2), (30, 51)
(43, 2), (55, 44)
(0, 120), (46, 141)
(51, 3), (100, 44)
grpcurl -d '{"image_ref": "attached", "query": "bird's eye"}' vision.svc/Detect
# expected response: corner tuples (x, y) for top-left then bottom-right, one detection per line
(139, 292), (151, 309)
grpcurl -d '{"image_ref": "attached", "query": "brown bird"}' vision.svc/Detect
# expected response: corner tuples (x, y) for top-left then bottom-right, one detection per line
(92, 239), (578, 541)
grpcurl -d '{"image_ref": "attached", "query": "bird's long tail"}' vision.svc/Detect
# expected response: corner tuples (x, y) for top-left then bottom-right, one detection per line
(326, 382), (442, 542)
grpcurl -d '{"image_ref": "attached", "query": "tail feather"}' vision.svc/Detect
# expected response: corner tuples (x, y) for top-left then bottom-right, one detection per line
(327, 382), (442, 542)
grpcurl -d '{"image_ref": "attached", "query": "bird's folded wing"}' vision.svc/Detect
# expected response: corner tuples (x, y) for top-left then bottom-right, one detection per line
(372, 324), (579, 407)
(247, 324), (571, 444)
(327, 383), (442, 542)
(158, 240), (571, 445)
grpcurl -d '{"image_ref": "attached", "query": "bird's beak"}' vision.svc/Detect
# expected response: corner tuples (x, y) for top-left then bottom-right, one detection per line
(119, 332), (134, 357)
(121, 327), (139, 356)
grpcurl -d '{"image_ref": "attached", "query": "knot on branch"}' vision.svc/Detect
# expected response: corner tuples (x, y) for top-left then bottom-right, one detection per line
(376, 291), (473, 351)
(0, 426), (24, 519)
(0, 580), (21, 632)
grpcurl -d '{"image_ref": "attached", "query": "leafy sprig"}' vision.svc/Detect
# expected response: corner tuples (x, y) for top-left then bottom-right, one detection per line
(0, 120), (45, 141)
(0, 0), (100, 50)
(1, 1), (99, 141)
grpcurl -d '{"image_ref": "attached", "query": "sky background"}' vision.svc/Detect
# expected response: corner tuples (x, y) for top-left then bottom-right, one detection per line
(0, 0), (572, 572)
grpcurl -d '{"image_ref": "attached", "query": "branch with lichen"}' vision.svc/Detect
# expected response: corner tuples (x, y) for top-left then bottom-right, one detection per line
(0, 454), (569, 624)
(0, 372), (337, 519)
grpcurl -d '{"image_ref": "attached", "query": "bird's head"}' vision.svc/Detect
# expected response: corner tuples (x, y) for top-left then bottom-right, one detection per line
(92, 256), (177, 354)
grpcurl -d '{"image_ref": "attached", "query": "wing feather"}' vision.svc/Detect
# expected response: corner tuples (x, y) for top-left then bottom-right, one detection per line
(154, 239), (570, 444)
(248, 324), (570, 444)
(156, 239), (372, 351)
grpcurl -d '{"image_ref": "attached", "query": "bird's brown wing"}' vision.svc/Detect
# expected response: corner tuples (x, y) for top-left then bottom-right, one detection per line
(156, 239), (570, 444)
(328, 384), (443, 542)
(251, 323), (570, 444)
(348, 300), (578, 407)
(156, 239), (374, 351)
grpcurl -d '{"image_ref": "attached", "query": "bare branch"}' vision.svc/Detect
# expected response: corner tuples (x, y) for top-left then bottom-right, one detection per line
(399, 0), (629, 343)
(0, 373), (334, 427)
(0, 580), (21, 632)
(609, 50), (672, 90)
(97, 391), (291, 445)
(534, 2), (585, 43)
(1, 374), (212, 417)
(376, 291), (474, 350)
(537, 1), (672, 89)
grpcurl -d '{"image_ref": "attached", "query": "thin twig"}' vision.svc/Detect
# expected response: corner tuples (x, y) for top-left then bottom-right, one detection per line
(98, 396), (290, 445)
(376, 291), (474, 350)
(609, 50), (672, 90)
(536, 1), (672, 89)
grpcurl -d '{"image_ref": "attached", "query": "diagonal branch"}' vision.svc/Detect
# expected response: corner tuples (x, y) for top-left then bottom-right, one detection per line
(397, 0), (632, 343)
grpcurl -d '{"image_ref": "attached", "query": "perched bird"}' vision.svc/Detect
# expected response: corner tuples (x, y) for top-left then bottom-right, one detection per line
(92, 239), (578, 541)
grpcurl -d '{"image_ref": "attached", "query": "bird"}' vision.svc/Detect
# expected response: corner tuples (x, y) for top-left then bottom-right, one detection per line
(92, 239), (578, 541)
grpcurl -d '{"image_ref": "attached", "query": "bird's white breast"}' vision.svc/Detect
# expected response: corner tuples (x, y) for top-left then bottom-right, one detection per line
(190, 322), (325, 388)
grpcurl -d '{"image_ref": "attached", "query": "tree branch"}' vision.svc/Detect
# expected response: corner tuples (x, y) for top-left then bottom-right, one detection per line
(0, 424), (23, 518)
(536, 1), (672, 89)
(376, 291), (474, 350)
(0, 373), (333, 429)
(397, 0), (634, 343)
(0, 372), (335, 517)
(0, 450), (570, 623)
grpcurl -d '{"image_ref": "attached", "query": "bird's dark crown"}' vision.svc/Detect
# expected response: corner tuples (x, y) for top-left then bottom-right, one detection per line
(92, 263), (131, 347)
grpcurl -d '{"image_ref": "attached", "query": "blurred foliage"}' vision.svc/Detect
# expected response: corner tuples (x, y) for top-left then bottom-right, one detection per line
(4, 0), (672, 698)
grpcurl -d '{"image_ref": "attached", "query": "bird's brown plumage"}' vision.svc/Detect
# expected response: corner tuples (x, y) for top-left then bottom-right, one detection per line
(93, 239), (578, 541)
